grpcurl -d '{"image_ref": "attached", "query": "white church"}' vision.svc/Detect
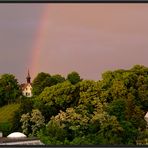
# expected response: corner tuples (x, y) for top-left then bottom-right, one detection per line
(20, 70), (32, 97)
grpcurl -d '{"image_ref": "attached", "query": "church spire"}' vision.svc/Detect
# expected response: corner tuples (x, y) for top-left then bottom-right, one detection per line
(26, 69), (31, 84)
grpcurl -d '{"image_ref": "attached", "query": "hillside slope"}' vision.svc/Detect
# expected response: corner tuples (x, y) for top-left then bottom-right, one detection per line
(0, 103), (20, 135)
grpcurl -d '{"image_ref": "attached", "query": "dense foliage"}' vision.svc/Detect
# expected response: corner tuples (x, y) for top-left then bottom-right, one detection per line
(1, 66), (148, 145)
(32, 72), (65, 96)
(67, 71), (81, 84)
(0, 74), (21, 106)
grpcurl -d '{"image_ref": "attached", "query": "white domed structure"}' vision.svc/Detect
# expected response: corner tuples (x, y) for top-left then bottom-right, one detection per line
(7, 132), (27, 138)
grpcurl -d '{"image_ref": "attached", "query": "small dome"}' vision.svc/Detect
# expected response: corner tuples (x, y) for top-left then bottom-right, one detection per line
(7, 132), (27, 138)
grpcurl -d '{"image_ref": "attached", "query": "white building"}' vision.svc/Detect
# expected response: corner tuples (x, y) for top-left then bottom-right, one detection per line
(21, 70), (32, 97)
(0, 132), (44, 145)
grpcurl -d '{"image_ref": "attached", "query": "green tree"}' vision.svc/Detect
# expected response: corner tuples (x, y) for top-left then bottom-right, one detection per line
(49, 74), (65, 86)
(97, 115), (123, 144)
(11, 97), (34, 132)
(24, 65), (148, 144)
(30, 109), (45, 136)
(20, 113), (31, 135)
(67, 71), (81, 85)
(32, 73), (66, 96)
(20, 109), (45, 136)
(0, 74), (21, 106)
(34, 81), (77, 122)
(32, 72), (51, 96)
(101, 65), (148, 144)
(107, 98), (126, 122)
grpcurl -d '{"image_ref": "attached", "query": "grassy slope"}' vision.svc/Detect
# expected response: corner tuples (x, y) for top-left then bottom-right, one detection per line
(0, 103), (20, 134)
(0, 103), (20, 122)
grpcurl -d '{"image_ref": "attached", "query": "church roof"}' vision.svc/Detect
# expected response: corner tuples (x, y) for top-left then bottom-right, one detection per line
(20, 83), (32, 91)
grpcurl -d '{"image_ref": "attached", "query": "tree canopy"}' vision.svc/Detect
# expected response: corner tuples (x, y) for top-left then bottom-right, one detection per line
(0, 74), (21, 106)
(1, 66), (148, 145)
(67, 71), (81, 85)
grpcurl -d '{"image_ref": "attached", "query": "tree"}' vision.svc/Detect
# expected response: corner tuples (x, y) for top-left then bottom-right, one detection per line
(0, 74), (21, 106)
(78, 80), (102, 114)
(50, 74), (65, 85)
(96, 115), (123, 144)
(32, 73), (66, 96)
(11, 97), (34, 132)
(20, 109), (45, 136)
(100, 65), (148, 144)
(34, 81), (77, 122)
(30, 109), (45, 136)
(19, 65), (148, 144)
(67, 71), (81, 85)
(107, 98), (126, 122)
(32, 72), (51, 96)
(20, 113), (31, 135)
(38, 101), (123, 145)
(37, 79), (114, 144)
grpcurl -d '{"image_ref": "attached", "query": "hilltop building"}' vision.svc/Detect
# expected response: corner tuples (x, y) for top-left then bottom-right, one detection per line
(20, 70), (32, 97)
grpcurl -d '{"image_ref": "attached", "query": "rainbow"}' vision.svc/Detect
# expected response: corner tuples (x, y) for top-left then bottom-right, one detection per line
(29, 5), (51, 79)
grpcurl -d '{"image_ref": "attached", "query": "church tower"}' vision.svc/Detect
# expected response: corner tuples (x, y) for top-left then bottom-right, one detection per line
(26, 69), (31, 84)
(21, 69), (32, 97)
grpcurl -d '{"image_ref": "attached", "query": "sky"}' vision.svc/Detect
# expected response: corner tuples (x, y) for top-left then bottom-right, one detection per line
(0, 4), (148, 83)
